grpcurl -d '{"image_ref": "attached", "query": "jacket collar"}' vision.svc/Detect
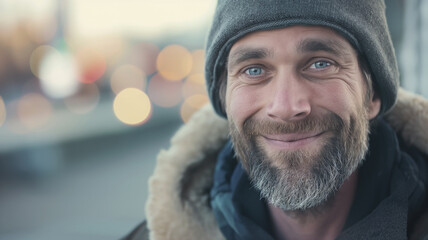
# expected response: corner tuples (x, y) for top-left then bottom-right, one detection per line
(146, 88), (428, 240)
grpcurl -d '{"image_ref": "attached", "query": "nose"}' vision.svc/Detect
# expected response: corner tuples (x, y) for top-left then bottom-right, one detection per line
(267, 71), (311, 121)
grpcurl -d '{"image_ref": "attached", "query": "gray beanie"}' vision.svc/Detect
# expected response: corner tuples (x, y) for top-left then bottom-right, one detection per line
(205, 0), (399, 118)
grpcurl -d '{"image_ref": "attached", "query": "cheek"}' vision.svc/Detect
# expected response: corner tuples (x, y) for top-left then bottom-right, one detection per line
(226, 85), (263, 127)
(315, 82), (364, 120)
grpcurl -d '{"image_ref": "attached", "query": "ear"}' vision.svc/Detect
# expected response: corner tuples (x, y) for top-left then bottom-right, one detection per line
(368, 95), (381, 120)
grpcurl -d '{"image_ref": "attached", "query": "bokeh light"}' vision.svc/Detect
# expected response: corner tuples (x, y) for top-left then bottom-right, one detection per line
(68, 36), (127, 68)
(113, 88), (152, 126)
(90, 36), (127, 66)
(156, 45), (192, 81)
(0, 48), (7, 78)
(110, 64), (146, 95)
(130, 42), (160, 75)
(0, 96), (6, 127)
(30, 45), (56, 78)
(180, 94), (209, 122)
(5, 100), (27, 135)
(25, 17), (57, 43)
(147, 74), (183, 108)
(182, 73), (207, 99)
(39, 48), (80, 99)
(190, 49), (205, 74)
(17, 93), (52, 130)
(9, 25), (33, 72)
(75, 47), (107, 83)
(64, 83), (100, 114)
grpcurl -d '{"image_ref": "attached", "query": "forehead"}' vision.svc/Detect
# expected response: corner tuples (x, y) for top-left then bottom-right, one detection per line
(229, 25), (356, 58)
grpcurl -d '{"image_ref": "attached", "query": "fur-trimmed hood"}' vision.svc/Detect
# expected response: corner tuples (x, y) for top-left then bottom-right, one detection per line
(145, 88), (428, 240)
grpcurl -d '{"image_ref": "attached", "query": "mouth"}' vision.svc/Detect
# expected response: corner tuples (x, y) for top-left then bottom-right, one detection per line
(261, 131), (326, 150)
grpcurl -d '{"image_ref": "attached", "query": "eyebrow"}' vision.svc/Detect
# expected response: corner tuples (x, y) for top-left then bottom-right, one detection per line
(297, 38), (350, 57)
(228, 47), (272, 69)
(227, 38), (352, 69)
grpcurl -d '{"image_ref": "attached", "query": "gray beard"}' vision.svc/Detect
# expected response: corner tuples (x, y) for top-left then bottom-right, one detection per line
(229, 111), (369, 212)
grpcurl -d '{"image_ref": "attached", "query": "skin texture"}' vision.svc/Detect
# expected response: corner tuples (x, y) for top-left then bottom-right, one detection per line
(225, 26), (381, 240)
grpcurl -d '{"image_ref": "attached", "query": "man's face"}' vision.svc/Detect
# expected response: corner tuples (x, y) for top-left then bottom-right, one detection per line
(225, 26), (381, 211)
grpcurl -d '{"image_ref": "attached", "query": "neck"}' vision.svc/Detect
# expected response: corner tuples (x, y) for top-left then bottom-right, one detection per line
(268, 171), (358, 240)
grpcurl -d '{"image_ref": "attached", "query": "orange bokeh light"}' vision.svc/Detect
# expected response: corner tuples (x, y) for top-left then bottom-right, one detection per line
(113, 88), (152, 126)
(156, 45), (193, 81)
(147, 74), (183, 108)
(190, 49), (205, 74)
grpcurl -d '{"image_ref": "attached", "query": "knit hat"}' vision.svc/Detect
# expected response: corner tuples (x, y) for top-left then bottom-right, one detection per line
(205, 0), (399, 118)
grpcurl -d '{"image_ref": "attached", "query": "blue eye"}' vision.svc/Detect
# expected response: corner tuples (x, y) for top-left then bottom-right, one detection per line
(310, 61), (331, 69)
(245, 67), (264, 76)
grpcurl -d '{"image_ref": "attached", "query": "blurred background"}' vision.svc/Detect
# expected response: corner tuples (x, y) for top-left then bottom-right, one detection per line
(0, 0), (426, 239)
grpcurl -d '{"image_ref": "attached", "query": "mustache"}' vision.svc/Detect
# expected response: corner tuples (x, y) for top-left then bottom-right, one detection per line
(242, 112), (344, 136)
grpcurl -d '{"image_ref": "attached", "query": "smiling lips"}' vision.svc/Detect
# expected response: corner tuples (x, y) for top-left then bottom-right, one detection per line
(262, 132), (325, 150)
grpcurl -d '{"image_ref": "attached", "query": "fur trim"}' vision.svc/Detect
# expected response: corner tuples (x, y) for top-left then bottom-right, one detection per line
(385, 88), (428, 155)
(146, 88), (428, 239)
(146, 104), (228, 240)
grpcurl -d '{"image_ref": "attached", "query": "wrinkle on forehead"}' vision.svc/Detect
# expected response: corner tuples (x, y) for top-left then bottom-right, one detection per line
(297, 38), (354, 58)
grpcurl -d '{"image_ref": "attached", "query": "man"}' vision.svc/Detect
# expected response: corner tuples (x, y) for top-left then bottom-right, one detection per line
(125, 0), (428, 239)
